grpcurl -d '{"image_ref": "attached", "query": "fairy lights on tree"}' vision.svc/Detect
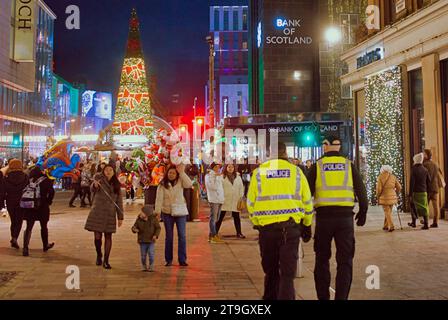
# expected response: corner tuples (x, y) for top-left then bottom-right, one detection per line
(112, 8), (153, 138)
(365, 66), (404, 206)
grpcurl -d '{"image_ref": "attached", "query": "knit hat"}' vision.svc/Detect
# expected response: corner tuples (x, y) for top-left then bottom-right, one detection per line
(7, 159), (23, 172)
(322, 134), (341, 146)
(141, 205), (154, 216)
(413, 153), (424, 165)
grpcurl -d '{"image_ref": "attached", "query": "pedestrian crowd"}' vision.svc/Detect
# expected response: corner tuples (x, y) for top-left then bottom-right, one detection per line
(0, 140), (445, 298)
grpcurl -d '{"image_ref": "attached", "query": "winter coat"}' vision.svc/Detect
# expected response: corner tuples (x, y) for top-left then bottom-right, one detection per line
(85, 174), (124, 233)
(132, 212), (161, 243)
(410, 164), (430, 194)
(23, 175), (55, 222)
(205, 171), (224, 204)
(0, 171), (4, 210)
(154, 172), (192, 215)
(222, 174), (244, 212)
(2, 171), (29, 210)
(423, 160), (442, 194)
(376, 172), (402, 206)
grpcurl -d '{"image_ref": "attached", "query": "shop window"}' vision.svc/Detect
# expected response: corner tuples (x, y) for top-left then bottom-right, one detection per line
(409, 68), (425, 156)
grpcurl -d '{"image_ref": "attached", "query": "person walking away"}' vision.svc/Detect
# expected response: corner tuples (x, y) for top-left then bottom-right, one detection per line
(132, 205), (161, 272)
(155, 164), (192, 267)
(247, 142), (313, 300)
(69, 164), (83, 208)
(80, 163), (94, 207)
(22, 166), (55, 256)
(1, 159), (29, 249)
(423, 149), (443, 228)
(307, 134), (368, 300)
(376, 165), (402, 232)
(205, 163), (225, 243)
(410, 153), (431, 230)
(85, 165), (124, 269)
(216, 164), (245, 238)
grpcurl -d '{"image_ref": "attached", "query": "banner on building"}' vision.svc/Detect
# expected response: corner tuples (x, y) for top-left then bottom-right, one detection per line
(13, 0), (36, 62)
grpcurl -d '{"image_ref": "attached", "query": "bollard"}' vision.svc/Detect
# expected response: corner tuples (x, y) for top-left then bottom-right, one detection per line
(191, 183), (201, 222)
(296, 241), (304, 278)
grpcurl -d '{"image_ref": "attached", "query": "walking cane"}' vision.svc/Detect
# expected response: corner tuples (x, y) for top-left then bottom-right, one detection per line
(395, 205), (403, 230)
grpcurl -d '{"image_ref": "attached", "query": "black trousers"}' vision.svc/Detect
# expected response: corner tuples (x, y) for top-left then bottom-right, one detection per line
(126, 187), (135, 200)
(9, 207), (24, 240)
(144, 186), (158, 206)
(259, 224), (301, 300)
(216, 211), (242, 235)
(314, 215), (355, 300)
(81, 186), (92, 206)
(23, 219), (49, 249)
(69, 183), (82, 205)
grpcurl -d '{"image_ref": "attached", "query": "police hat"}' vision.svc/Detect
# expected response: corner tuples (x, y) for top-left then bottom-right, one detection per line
(322, 134), (342, 146)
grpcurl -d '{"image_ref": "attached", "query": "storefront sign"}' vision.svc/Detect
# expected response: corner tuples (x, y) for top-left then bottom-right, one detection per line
(13, 0), (35, 62)
(266, 17), (313, 46)
(357, 48), (383, 69)
(396, 0), (406, 14)
(268, 123), (340, 134)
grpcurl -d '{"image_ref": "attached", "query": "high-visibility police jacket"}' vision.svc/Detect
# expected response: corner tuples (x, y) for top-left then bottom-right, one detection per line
(314, 156), (355, 208)
(247, 159), (314, 227)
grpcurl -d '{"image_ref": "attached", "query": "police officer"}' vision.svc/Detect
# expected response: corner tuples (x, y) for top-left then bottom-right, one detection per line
(247, 142), (313, 300)
(307, 134), (368, 300)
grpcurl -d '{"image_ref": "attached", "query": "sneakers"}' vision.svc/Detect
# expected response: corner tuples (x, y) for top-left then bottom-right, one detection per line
(210, 235), (225, 244)
(149, 264), (155, 272)
(142, 265), (148, 272)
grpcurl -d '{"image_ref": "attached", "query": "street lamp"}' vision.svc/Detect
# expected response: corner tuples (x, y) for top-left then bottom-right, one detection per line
(325, 26), (342, 44)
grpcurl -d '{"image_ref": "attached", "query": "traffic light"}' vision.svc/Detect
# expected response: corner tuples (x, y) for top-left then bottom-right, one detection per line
(297, 126), (321, 147)
(196, 117), (204, 126)
(12, 133), (21, 147)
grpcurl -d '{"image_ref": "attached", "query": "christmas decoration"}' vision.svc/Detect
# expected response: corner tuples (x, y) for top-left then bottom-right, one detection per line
(365, 66), (404, 206)
(112, 8), (153, 138)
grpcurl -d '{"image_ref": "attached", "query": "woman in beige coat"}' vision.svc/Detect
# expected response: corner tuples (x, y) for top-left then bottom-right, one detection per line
(376, 165), (402, 232)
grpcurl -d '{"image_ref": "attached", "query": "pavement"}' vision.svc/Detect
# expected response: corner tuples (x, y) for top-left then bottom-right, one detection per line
(0, 191), (448, 300)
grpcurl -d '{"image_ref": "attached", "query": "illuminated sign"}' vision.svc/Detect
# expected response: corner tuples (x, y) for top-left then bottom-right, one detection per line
(82, 90), (113, 120)
(13, 0), (36, 62)
(257, 22), (262, 48)
(357, 48), (383, 69)
(266, 16), (312, 46)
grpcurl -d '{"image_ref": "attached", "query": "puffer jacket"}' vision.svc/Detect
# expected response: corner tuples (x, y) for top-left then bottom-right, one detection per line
(376, 172), (402, 206)
(222, 174), (244, 212)
(154, 172), (193, 215)
(205, 171), (224, 204)
(85, 174), (124, 233)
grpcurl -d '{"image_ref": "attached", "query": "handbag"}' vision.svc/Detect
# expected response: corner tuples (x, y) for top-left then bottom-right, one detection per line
(168, 186), (189, 217)
(237, 197), (247, 212)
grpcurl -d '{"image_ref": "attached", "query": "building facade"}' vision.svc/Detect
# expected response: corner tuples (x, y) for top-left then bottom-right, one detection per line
(340, 0), (447, 209)
(207, 1), (250, 125)
(0, 0), (55, 162)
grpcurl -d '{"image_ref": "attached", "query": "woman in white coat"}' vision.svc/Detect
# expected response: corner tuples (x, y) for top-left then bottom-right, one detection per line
(216, 164), (245, 238)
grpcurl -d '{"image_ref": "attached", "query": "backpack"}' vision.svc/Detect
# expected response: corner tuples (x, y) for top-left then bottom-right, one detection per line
(20, 177), (46, 209)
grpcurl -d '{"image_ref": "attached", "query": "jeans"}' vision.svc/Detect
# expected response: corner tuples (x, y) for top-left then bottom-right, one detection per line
(259, 224), (301, 300)
(162, 213), (187, 264)
(314, 215), (355, 300)
(209, 203), (222, 237)
(140, 242), (155, 267)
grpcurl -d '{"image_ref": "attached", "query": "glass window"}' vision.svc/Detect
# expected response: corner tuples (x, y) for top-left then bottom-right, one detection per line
(243, 8), (248, 30)
(409, 68), (424, 155)
(224, 8), (229, 31)
(233, 10), (239, 30)
(214, 8), (220, 31)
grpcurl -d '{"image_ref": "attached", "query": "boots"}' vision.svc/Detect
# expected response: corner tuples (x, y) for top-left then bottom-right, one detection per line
(10, 238), (20, 249)
(421, 216), (429, 230)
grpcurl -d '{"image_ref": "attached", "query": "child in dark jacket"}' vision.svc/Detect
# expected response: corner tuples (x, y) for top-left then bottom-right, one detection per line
(132, 205), (161, 272)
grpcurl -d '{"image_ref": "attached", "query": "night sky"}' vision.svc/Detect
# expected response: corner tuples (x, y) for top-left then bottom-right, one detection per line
(44, 0), (221, 116)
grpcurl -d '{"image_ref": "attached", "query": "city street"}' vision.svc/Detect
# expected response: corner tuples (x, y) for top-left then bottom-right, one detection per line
(0, 192), (447, 300)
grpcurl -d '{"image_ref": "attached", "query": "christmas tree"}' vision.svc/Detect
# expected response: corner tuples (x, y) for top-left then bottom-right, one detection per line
(112, 8), (153, 137)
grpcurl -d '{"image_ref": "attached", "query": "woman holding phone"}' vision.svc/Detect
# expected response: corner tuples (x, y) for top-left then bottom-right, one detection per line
(85, 164), (124, 269)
